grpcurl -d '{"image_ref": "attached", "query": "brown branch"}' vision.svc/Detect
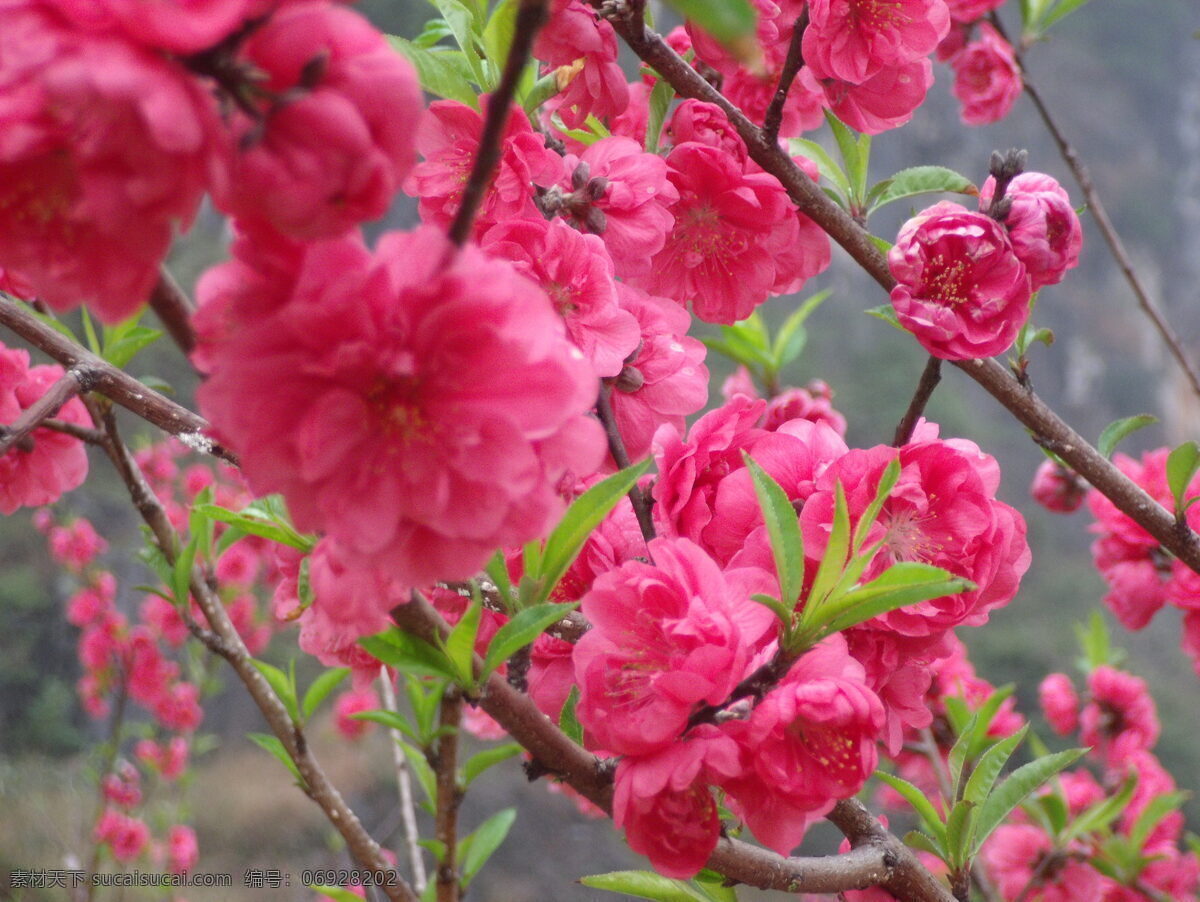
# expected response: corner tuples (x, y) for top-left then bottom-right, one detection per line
(39, 418), (107, 445)
(762, 10), (808, 145)
(389, 594), (954, 900)
(91, 405), (417, 902)
(0, 295), (237, 464)
(0, 366), (93, 456)
(447, 0), (550, 246)
(893, 356), (943, 446)
(434, 690), (463, 902)
(149, 269), (197, 357)
(591, 12), (1200, 577)
(596, 383), (656, 543)
(379, 670), (428, 892)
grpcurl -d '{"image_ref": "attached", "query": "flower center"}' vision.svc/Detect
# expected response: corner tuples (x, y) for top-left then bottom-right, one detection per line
(923, 255), (972, 306)
(848, 0), (905, 30)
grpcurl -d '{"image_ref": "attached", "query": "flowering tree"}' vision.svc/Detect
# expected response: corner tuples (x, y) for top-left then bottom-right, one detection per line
(1, 0), (1198, 900)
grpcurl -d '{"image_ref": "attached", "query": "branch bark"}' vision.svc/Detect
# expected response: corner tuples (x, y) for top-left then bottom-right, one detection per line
(148, 269), (197, 357)
(893, 356), (943, 447)
(0, 366), (92, 456)
(434, 690), (463, 902)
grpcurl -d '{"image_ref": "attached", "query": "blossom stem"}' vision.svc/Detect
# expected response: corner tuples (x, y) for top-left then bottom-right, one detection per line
(761, 9), (808, 145)
(893, 356), (943, 446)
(148, 269), (197, 357)
(988, 12), (1200, 400)
(434, 690), (463, 902)
(0, 295), (238, 464)
(447, 0), (551, 246)
(591, 10), (1200, 578)
(0, 366), (92, 457)
(595, 383), (656, 543)
(379, 670), (428, 893)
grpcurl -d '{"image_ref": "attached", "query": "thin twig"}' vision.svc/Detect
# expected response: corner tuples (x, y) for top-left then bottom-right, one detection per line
(447, 0), (551, 246)
(434, 690), (463, 902)
(0, 366), (93, 456)
(0, 295), (237, 464)
(379, 669), (428, 893)
(38, 418), (107, 445)
(988, 12), (1200, 399)
(81, 676), (129, 902)
(893, 356), (943, 446)
(761, 10), (808, 144)
(148, 270), (197, 357)
(595, 383), (656, 544)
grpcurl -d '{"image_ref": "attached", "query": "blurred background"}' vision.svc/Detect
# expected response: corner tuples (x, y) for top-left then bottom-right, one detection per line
(1, 1), (1199, 899)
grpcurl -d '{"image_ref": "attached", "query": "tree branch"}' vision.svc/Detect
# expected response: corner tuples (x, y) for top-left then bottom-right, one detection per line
(434, 690), (463, 902)
(596, 383), (656, 544)
(149, 269), (197, 357)
(0, 295), (237, 464)
(761, 10), (808, 145)
(0, 366), (93, 456)
(893, 356), (943, 446)
(379, 670), (428, 893)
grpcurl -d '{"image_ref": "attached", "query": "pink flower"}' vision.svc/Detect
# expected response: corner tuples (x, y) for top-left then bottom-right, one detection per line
(613, 726), (744, 879)
(153, 682), (203, 733)
(945, 0), (1004, 23)
(166, 825), (200, 875)
(140, 594), (190, 647)
(985, 824), (1105, 902)
(0, 2), (216, 321)
(49, 518), (107, 570)
(573, 537), (773, 756)
(889, 200), (1032, 359)
(198, 226), (603, 587)
(1080, 666), (1159, 768)
(1031, 459), (1087, 513)
(135, 736), (190, 780)
(609, 80), (650, 146)
(1, 348), (90, 514)
(124, 628), (180, 706)
(558, 137), (679, 280)
(407, 100), (563, 236)
(803, 0), (950, 85)
(814, 59), (934, 135)
(1039, 673), (1080, 735)
(0, 266), (36, 301)
(536, 1), (629, 129)
(606, 284), (709, 464)
(209, 2), (423, 240)
(951, 23), (1023, 126)
(763, 381), (849, 436)
(638, 143), (809, 324)
(980, 171), (1083, 290)
(102, 762), (142, 809)
(94, 809), (150, 863)
(665, 100), (749, 163)
(723, 635), (885, 854)
(480, 218), (639, 378)
(334, 686), (378, 740)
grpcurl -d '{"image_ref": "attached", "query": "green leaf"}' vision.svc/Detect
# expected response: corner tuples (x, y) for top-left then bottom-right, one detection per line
(171, 535), (199, 607)
(484, 550), (515, 612)
(743, 454), (804, 608)
(1065, 773), (1137, 843)
(944, 799), (977, 869)
(252, 659), (299, 723)
(852, 458), (900, 555)
(1097, 414), (1157, 459)
(352, 709), (416, 739)
(81, 308), (101, 355)
(1128, 791), (1189, 850)
(866, 304), (904, 331)
(963, 726), (1028, 805)
(867, 166), (976, 216)
(1028, 790), (1069, 837)
(413, 17), (456, 47)
(195, 501), (315, 551)
(663, 0), (756, 46)
(388, 36), (479, 106)
(481, 602), (579, 678)
(1166, 441), (1200, 512)
(247, 733), (303, 783)
(958, 685), (1017, 764)
(805, 481), (852, 618)
(1039, 0), (1094, 31)
(463, 743), (523, 786)
(301, 667), (350, 721)
(692, 874), (737, 902)
(875, 772), (947, 846)
(360, 629), (457, 681)
(750, 593), (795, 626)
(788, 138), (851, 200)
(868, 234), (894, 254)
(559, 685), (583, 745)
(824, 111), (869, 205)
(903, 830), (945, 859)
(972, 748), (1088, 856)
(482, 0), (515, 65)
(444, 593), (484, 686)
(772, 290), (830, 369)
(188, 486), (215, 561)
(645, 76), (674, 153)
(308, 888), (366, 902)
(398, 740), (438, 805)
(1075, 612), (1114, 670)
(816, 563), (969, 636)
(461, 808), (517, 884)
(580, 870), (712, 902)
(534, 460), (652, 604)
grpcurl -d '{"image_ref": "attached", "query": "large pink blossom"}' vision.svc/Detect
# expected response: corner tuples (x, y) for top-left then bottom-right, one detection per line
(889, 200), (1032, 359)
(803, 0), (950, 85)
(1039, 673), (1081, 735)
(980, 171), (1083, 290)
(573, 537), (773, 756)
(0, 0), (216, 321)
(209, 2), (422, 240)
(480, 217), (638, 378)
(44, 0), (250, 53)
(1031, 459), (1087, 513)
(813, 59), (934, 135)
(536, 0), (629, 129)
(951, 23), (1023, 126)
(984, 824), (1106, 902)
(1079, 666), (1160, 769)
(407, 100), (563, 236)
(198, 226), (604, 587)
(1, 347), (90, 514)
(944, 0), (1004, 23)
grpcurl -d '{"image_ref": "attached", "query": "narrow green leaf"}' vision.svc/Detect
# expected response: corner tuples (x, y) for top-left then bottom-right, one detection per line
(81, 308), (101, 355)
(816, 563), (968, 636)
(663, 0), (756, 45)
(171, 535), (199, 607)
(461, 808), (517, 883)
(750, 593), (795, 626)
(903, 830), (945, 860)
(352, 709), (416, 738)
(463, 743), (523, 786)
(645, 77), (674, 153)
(252, 659), (299, 723)
(1065, 774), (1137, 843)
(482, 0), (516, 65)
(743, 454), (805, 607)
(422, 0), (487, 85)
(1166, 441), (1200, 512)
(103, 325), (163, 369)
(1075, 612), (1113, 670)
(301, 667), (350, 721)
(1097, 414), (1157, 459)
(772, 290), (830, 369)
(852, 457), (901, 554)
(788, 138), (851, 199)
(824, 111), (867, 205)
(866, 304), (904, 331)
(1128, 791), (1189, 850)
(195, 502), (315, 551)
(360, 629), (457, 680)
(414, 17), (456, 47)
(388, 37), (479, 106)
(875, 772), (947, 845)
(1027, 790), (1069, 837)
(559, 684), (583, 745)
(481, 601), (579, 678)
(398, 740), (438, 805)
(972, 748), (1089, 856)
(485, 550), (515, 612)
(692, 875), (737, 902)
(963, 726), (1028, 805)
(806, 481), (852, 618)
(444, 594), (484, 686)
(247, 733), (303, 783)
(580, 870), (711, 902)
(961, 685), (1017, 762)
(947, 709), (980, 793)
(944, 799), (977, 869)
(536, 460), (652, 602)
(1039, 0), (1094, 30)
(867, 166), (977, 216)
